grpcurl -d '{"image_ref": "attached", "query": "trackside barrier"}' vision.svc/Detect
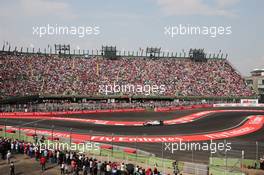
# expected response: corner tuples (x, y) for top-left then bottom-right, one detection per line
(213, 103), (264, 107)
(123, 148), (137, 154)
(0, 108), (146, 116)
(1, 110), (264, 127)
(154, 104), (213, 112)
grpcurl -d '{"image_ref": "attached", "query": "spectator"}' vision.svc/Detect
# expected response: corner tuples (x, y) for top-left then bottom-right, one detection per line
(9, 161), (15, 175)
(60, 161), (65, 175)
(120, 162), (126, 174)
(40, 156), (47, 172)
(260, 156), (264, 170)
(6, 150), (11, 164)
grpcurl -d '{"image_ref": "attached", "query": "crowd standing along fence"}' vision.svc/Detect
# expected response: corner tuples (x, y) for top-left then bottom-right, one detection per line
(0, 99), (260, 113)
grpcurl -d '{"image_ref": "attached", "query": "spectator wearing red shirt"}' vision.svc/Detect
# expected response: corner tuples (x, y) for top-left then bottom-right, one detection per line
(40, 156), (47, 172)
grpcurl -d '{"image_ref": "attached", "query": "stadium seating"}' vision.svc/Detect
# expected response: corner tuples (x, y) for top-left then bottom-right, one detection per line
(0, 54), (253, 98)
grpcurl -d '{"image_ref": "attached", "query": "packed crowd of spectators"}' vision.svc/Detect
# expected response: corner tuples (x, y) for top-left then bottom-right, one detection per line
(0, 99), (213, 112)
(0, 54), (253, 99)
(0, 137), (164, 175)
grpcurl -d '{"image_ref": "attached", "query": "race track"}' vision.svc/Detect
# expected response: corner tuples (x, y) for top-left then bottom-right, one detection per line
(1, 107), (264, 163)
(1, 111), (263, 135)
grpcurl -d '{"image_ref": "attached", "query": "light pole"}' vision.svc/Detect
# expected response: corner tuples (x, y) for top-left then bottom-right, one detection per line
(51, 125), (54, 141)
(241, 150), (245, 173)
(111, 133), (114, 157)
(69, 128), (73, 148)
(34, 123), (38, 144)
(256, 141), (259, 164)
(89, 130), (92, 154)
(162, 142), (165, 174)
(18, 121), (21, 140)
(135, 136), (138, 161)
(4, 118), (7, 137)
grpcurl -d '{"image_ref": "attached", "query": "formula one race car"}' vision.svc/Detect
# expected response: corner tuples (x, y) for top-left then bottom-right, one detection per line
(143, 120), (164, 126)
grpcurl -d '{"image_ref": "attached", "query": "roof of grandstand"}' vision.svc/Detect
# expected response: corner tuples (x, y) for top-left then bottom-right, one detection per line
(1, 44), (228, 59)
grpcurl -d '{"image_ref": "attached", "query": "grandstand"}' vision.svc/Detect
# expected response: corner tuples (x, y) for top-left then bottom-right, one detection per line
(0, 47), (255, 111)
(0, 50), (253, 96)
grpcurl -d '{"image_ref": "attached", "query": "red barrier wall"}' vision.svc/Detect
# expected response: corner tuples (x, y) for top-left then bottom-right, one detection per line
(154, 104), (213, 112)
(0, 108), (146, 116)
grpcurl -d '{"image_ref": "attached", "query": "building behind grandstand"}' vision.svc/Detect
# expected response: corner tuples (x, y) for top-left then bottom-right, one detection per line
(245, 69), (264, 102)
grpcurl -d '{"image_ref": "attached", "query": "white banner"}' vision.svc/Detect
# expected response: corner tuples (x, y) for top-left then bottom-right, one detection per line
(213, 103), (264, 107)
(241, 99), (258, 105)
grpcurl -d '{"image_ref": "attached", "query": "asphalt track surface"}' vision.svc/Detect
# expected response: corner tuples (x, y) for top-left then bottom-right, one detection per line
(1, 110), (264, 136)
(56, 107), (264, 121)
(1, 107), (264, 163)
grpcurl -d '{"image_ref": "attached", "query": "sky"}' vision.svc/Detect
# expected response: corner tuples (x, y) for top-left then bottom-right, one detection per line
(0, 0), (263, 76)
